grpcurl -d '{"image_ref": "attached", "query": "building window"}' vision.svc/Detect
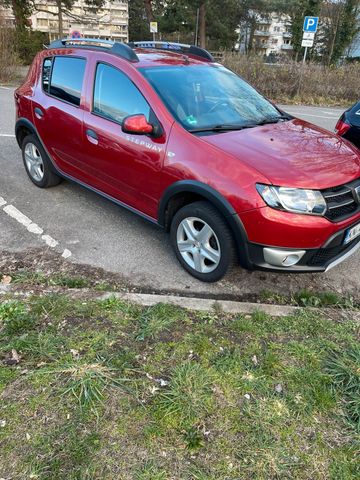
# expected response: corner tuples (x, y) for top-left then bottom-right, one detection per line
(37, 19), (48, 27)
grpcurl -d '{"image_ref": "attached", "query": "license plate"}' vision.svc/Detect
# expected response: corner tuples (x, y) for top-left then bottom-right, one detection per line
(344, 222), (360, 244)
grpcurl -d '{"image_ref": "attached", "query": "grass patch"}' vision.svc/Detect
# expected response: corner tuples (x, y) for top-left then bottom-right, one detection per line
(0, 292), (359, 479)
(326, 345), (360, 431)
(261, 288), (357, 308)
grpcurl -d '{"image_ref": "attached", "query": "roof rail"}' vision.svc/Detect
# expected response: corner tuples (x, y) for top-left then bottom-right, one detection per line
(48, 38), (139, 63)
(128, 41), (214, 62)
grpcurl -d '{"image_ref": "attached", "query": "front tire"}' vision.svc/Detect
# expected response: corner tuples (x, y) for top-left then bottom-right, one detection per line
(170, 201), (236, 282)
(22, 134), (61, 188)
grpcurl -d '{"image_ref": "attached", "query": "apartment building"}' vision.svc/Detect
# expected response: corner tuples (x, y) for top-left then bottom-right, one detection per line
(237, 13), (293, 57)
(1, 0), (128, 42)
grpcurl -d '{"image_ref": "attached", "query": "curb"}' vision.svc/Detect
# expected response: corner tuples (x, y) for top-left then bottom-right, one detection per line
(100, 291), (301, 317)
(2, 284), (359, 320)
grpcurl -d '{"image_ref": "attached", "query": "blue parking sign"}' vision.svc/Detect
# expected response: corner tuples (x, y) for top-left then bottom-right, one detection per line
(303, 16), (319, 32)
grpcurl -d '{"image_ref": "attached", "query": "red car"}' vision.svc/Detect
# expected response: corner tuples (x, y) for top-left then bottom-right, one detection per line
(14, 39), (360, 282)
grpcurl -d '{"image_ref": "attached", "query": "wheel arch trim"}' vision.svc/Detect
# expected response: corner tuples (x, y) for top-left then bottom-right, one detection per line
(15, 118), (38, 147)
(158, 180), (253, 269)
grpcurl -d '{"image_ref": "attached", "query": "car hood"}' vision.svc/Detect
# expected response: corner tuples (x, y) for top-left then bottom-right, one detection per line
(201, 118), (360, 189)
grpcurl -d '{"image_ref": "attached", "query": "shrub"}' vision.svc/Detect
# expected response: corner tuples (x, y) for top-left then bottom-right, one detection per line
(14, 29), (49, 65)
(224, 53), (360, 105)
(0, 27), (19, 83)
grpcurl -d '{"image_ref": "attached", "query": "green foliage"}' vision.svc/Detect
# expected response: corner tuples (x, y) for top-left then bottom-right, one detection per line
(54, 361), (131, 410)
(134, 461), (167, 480)
(156, 362), (214, 427)
(14, 29), (49, 65)
(326, 345), (360, 429)
(0, 292), (359, 478)
(0, 300), (34, 334)
(135, 303), (185, 341)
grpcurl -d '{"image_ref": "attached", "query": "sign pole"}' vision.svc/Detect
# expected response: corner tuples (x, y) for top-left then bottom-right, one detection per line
(303, 46), (308, 64)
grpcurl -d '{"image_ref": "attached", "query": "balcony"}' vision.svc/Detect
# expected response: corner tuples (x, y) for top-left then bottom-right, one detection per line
(254, 30), (270, 37)
(281, 44), (293, 50)
(255, 42), (271, 49)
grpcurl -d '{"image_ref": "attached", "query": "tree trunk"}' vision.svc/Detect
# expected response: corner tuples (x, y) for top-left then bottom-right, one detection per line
(247, 19), (256, 53)
(144, 0), (154, 23)
(11, 0), (27, 30)
(56, 0), (64, 37)
(199, 2), (206, 48)
(327, 7), (341, 66)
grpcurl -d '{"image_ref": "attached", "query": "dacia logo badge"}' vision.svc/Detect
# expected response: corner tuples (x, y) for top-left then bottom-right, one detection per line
(355, 186), (360, 204)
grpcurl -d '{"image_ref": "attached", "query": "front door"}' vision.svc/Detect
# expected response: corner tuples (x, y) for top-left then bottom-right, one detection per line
(82, 62), (167, 218)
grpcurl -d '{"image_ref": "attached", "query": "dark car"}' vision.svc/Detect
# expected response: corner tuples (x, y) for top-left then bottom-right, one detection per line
(335, 101), (360, 149)
(14, 38), (360, 282)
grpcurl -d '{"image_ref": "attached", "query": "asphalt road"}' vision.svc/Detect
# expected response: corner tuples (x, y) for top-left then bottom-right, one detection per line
(0, 85), (358, 298)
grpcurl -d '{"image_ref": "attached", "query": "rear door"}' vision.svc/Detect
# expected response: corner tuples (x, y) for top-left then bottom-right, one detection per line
(32, 54), (87, 180)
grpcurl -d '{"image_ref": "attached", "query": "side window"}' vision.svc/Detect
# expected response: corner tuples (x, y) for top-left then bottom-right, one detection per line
(48, 56), (86, 106)
(42, 58), (52, 92)
(93, 63), (150, 124)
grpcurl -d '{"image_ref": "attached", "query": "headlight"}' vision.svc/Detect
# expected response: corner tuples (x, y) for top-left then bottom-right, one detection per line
(256, 184), (326, 215)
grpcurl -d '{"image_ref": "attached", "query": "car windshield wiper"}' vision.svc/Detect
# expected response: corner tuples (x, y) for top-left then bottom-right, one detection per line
(189, 123), (258, 133)
(256, 114), (292, 126)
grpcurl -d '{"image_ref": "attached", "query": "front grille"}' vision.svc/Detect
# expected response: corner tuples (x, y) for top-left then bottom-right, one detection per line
(308, 237), (360, 266)
(322, 180), (360, 221)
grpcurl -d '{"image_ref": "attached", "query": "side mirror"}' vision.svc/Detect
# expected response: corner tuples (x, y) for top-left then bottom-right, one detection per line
(122, 114), (153, 135)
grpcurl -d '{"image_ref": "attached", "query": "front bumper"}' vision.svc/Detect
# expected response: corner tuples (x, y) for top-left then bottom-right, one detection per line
(247, 230), (360, 273)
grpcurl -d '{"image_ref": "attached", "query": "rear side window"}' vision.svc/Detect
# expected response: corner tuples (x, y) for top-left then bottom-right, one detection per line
(93, 63), (150, 124)
(43, 56), (86, 106)
(42, 58), (52, 91)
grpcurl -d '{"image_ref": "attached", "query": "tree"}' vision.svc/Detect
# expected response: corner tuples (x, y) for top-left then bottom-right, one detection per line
(129, 0), (150, 41)
(0, 0), (32, 30)
(153, 0), (240, 49)
(320, 0), (360, 64)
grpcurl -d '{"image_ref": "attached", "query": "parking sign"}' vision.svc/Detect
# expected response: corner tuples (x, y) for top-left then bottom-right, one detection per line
(303, 16), (319, 33)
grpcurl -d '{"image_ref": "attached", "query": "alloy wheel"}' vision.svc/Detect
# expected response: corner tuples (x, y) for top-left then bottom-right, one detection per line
(176, 217), (221, 273)
(24, 142), (44, 182)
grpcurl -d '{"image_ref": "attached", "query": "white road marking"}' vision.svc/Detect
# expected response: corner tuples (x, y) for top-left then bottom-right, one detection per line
(321, 110), (344, 116)
(27, 223), (43, 235)
(41, 234), (59, 248)
(1, 198), (71, 258)
(4, 205), (32, 227)
(286, 111), (335, 120)
(0, 134), (16, 137)
(0, 86), (11, 90)
(62, 249), (72, 259)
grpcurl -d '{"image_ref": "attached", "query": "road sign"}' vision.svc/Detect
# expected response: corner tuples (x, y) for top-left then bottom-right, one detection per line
(303, 32), (315, 40)
(303, 16), (319, 33)
(301, 39), (314, 48)
(71, 30), (82, 39)
(150, 22), (158, 33)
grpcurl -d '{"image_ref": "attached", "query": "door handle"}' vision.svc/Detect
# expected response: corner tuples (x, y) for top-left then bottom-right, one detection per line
(34, 107), (44, 119)
(86, 129), (98, 145)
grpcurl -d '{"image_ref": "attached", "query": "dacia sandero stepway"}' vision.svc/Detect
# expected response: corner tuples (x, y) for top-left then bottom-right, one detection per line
(14, 39), (360, 282)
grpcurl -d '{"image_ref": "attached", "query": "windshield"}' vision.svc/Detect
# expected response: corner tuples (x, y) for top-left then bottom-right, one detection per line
(140, 64), (283, 132)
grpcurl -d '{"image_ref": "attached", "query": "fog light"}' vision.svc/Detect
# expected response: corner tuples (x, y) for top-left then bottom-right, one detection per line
(263, 248), (306, 267)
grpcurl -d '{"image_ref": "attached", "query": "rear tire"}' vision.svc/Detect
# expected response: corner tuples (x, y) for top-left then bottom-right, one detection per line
(22, 134), (61, 188)
(170, 201), (236, 282)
